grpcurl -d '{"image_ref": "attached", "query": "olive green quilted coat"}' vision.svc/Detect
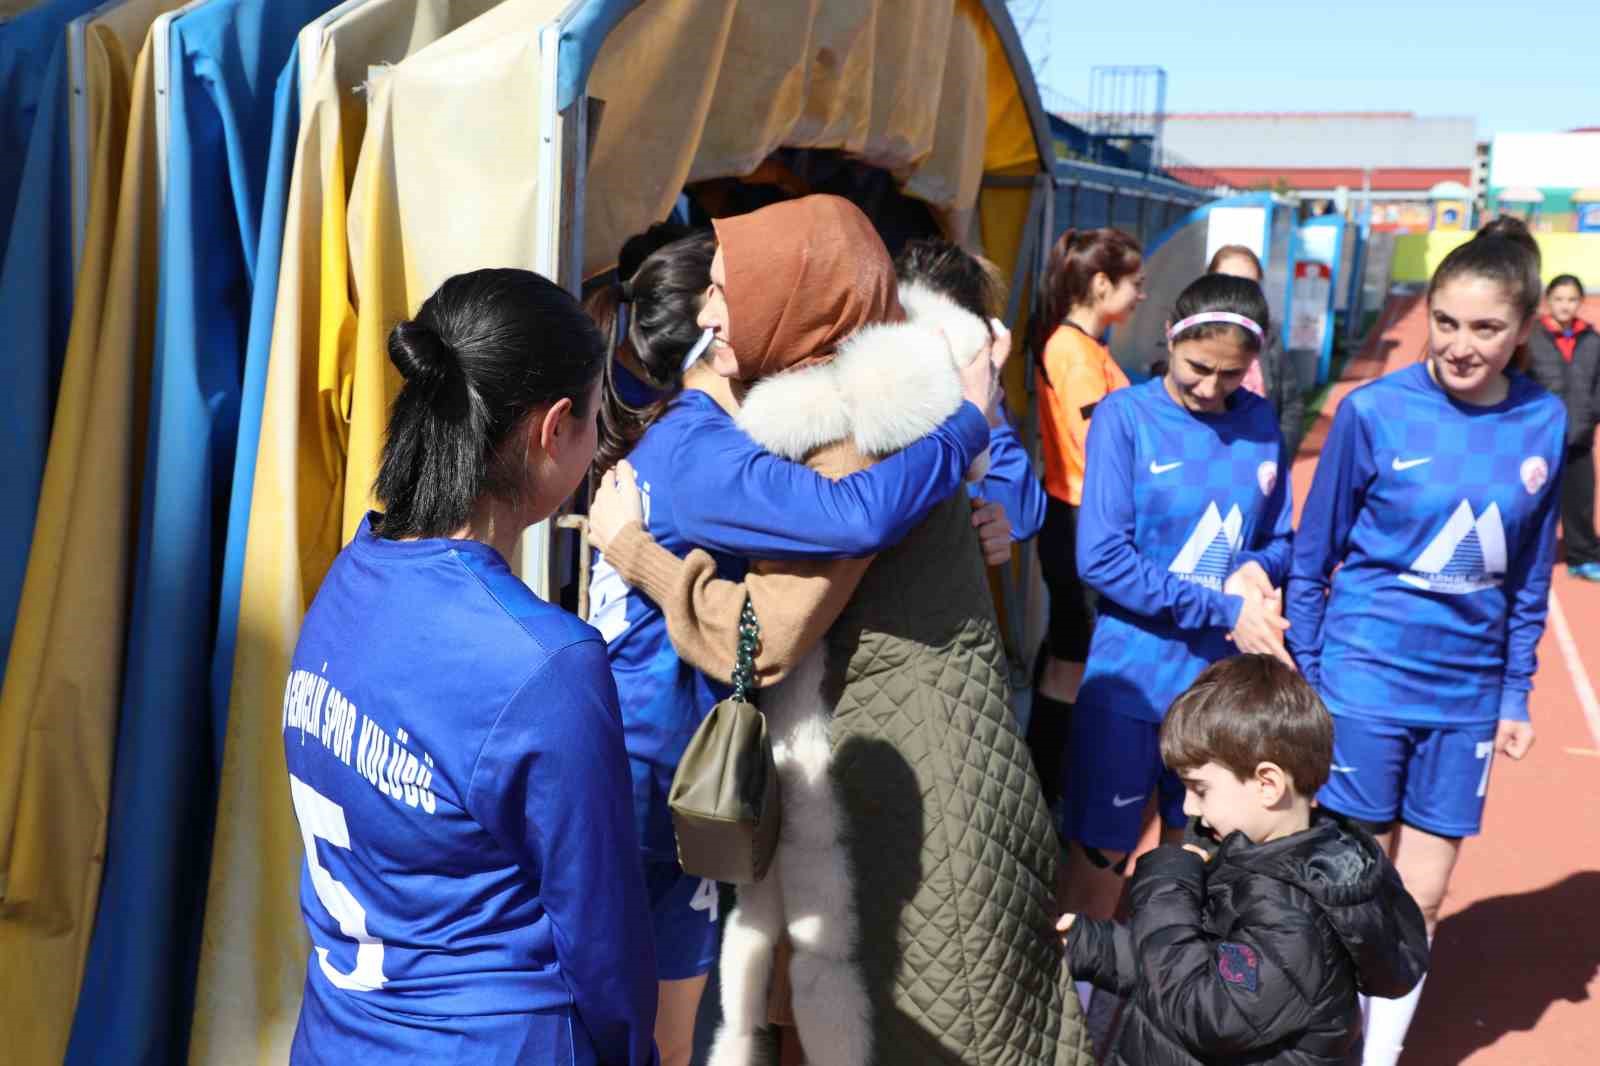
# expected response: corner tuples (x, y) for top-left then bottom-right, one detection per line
(821, 492), (1095, 1066)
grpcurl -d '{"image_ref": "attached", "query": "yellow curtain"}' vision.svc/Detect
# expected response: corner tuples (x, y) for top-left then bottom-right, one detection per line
(0, 3), (184, 1061)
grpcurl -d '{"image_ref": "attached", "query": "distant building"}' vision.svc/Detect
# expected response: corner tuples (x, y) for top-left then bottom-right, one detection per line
(1154, 112), (1477, 232)
(1487, 131), (1600, 232)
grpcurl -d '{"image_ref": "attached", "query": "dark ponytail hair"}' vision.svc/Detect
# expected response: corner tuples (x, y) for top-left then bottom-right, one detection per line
(1428, 219), (1542, 371)
(375, 268), (604, 540)
(1167, 273), (1272, 355)
(1031, 227), (1142, 360)
(592, 230), (716, 471)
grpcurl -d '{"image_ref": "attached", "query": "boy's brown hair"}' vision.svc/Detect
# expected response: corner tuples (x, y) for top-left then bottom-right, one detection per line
(1160, 655), (1334, 795)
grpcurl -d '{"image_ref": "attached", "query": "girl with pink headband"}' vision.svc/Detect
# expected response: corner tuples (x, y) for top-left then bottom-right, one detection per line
(1055, 273), (1292, 1009)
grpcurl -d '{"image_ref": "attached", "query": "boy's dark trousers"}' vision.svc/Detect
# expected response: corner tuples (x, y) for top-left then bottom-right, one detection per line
(1563, 443), (1600, 567)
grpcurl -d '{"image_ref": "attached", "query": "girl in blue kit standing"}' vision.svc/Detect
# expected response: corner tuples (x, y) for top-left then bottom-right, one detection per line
(282, 269), (657, 1065)
(1058, 275), (1293, 1010)
(1288, 228), (1564, 1066)
(584, 229), (998, 1066)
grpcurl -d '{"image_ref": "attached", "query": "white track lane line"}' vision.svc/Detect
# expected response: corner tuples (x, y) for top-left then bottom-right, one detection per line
(1547, 589), (1600, 750)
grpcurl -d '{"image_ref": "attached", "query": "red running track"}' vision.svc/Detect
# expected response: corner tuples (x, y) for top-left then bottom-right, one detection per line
(1292, 295), (1600, 1066)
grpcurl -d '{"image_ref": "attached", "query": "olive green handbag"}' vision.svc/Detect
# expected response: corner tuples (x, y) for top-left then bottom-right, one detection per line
(668, 599), (781, 884)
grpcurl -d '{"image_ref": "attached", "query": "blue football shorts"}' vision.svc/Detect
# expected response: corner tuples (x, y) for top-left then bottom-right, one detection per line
(644, 860), (721, 981)
(1317, 714), (1500, 838)
(1061, 705), (1187, 853)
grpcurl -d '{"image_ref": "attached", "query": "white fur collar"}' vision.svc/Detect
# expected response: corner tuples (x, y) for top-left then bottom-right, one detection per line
(734, 281), (992, 474)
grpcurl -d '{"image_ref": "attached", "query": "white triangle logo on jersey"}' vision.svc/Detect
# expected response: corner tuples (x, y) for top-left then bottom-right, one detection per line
(1399, 500), (1506, 595)
(1168, 502), (1243, 591)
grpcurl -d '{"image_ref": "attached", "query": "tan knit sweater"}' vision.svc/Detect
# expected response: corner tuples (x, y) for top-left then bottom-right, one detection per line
(601, 369), (873, 685)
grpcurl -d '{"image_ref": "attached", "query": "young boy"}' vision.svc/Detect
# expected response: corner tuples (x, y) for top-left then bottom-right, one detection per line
(1059, 655), (1429, 1066)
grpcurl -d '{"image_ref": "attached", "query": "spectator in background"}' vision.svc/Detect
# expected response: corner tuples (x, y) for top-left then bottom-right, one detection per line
(1527, 274), (1600, 579)
(1208, 245), (1306, 459)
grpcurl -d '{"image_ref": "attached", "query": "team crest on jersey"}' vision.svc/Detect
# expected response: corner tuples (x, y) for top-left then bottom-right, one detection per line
(1217, 941), (1260, 992)
(1400, 500), (1506, 595)
(1257, 461), (1278, 498)
(1520, 456), (1549, 496)
(1169, 502), (1243, 591)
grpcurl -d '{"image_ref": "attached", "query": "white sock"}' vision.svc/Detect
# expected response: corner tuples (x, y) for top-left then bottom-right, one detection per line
(1361, 934), (1431, 1066)
(1076, 979), (1094, 1015)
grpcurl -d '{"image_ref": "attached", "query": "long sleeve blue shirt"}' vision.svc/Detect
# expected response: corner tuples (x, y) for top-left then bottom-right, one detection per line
(590, 386), (990, 859)
(285, 516), (657, 1066)
(971, 413), (1048, 542)
(1287, 363), (1565, 725)
(1075, 379), (1292, 722)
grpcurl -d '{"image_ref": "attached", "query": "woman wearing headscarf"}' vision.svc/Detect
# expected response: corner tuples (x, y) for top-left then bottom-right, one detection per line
(589, 196), (1092, 1066)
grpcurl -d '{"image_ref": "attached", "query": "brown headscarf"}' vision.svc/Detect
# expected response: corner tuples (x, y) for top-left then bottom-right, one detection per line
(711, 194), (902, 381)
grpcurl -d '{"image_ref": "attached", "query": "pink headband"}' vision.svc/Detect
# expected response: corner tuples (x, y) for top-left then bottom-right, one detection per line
(1167, 311), (1263, 341)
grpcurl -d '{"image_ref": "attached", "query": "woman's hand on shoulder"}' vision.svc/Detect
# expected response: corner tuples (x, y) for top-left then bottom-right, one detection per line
(587, 460), (645, 554)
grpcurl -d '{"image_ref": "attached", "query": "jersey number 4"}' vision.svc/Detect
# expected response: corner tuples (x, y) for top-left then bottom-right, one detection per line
(290, 774), (388, 990)
(689, 877), (718, 923)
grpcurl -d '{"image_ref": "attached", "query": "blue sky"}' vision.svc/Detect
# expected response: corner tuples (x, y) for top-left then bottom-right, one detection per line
(1010, 0), (1599, 138)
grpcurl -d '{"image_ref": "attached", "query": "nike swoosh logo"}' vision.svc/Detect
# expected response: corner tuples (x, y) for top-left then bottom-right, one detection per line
(1149, 460), (1183, 475)
(1111, 794), (1143, 808)
(1392, 457), (1432, 471)
(1330, 765), (1358, 774)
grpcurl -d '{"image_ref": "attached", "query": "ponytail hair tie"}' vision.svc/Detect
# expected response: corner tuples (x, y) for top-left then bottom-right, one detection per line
(1167, 311), (1263, 342)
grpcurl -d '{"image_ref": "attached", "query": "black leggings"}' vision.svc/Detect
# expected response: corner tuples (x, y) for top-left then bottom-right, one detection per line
(1563, 442), (1599, 567)
(1038, 496), (1097, 662)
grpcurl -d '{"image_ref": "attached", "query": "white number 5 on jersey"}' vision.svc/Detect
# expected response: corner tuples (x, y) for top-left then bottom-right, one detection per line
(290, 774), (388, 990)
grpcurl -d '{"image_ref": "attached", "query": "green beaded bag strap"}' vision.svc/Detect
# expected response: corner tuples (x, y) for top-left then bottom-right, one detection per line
(731, 598), (759, 703)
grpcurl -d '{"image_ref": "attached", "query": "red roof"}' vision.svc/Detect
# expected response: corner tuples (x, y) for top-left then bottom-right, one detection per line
(1165, 166), (1472, 192)
(1162, 111), (1418, 121)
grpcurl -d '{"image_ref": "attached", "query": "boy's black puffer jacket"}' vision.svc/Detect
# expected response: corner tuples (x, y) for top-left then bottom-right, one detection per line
(1068, 813), (1429, 1065)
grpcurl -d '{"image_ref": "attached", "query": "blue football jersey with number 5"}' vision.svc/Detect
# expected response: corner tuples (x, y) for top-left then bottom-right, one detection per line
(282, 515), (658, 1066)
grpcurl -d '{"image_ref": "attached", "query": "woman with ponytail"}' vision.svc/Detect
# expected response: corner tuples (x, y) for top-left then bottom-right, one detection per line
(282, 269), (658, 1064)
(583, 226), (996, 1066)
(1026, 227), (1145, 818)
(1058, 274), (1292, 1008)
(1289, 224), (1565, 1066)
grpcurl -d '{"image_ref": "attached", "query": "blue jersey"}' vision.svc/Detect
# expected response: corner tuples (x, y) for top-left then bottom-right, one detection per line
(285, 516), (656, 1066)
(591, 386), (990, 858)
(1287, 363), (1565, 725)
(1076, 378), (1292, 722)
(972, 412), (1048, 542)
